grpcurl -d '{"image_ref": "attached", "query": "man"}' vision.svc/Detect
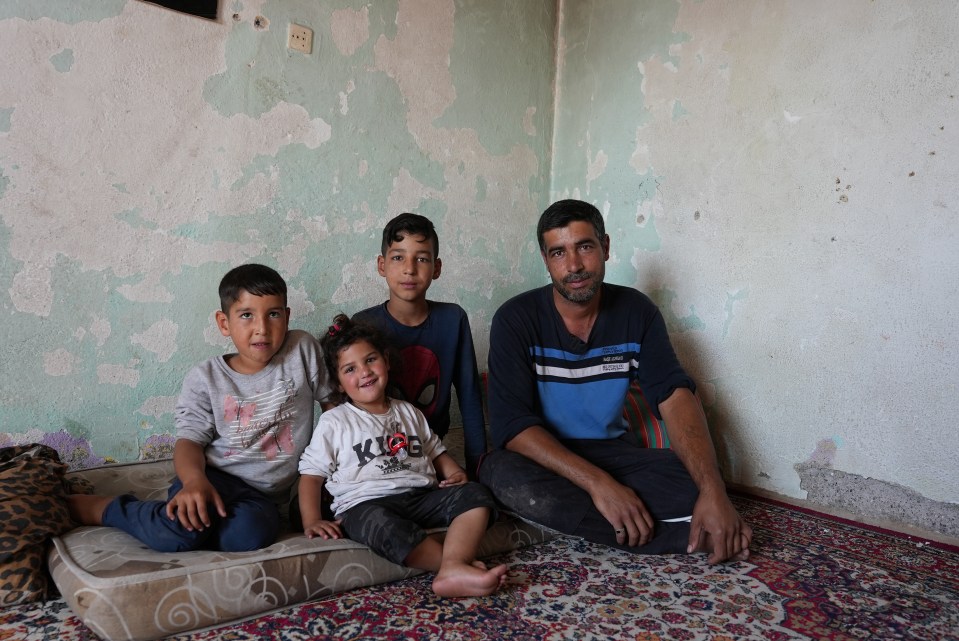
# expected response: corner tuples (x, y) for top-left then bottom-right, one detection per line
(478, 199), (751, 563)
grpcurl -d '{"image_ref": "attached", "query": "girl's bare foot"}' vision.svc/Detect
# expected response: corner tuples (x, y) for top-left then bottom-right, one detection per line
(432, 562), (507, 597)
(67, 494), (113, 526)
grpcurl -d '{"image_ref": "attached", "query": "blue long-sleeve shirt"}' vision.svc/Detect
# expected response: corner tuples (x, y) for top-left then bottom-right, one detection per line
(487, 284), (694, 449)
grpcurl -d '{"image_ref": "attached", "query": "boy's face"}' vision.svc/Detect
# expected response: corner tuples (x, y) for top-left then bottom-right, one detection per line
(376, 232), (441, 304)
(215, 290), (290, 375)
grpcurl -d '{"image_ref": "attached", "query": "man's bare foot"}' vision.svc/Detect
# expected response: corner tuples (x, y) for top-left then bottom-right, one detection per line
(67, 494), (113, 526)
(432, 562), (507, 597)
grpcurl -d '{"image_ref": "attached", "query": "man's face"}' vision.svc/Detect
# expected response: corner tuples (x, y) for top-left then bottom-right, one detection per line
(541, 221), (610, 304)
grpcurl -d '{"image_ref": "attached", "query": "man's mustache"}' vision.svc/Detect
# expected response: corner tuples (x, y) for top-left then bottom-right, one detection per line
(563, 272), (594, 284)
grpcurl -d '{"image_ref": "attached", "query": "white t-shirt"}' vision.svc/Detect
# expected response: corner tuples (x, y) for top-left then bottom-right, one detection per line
(298, 399), (446, 516)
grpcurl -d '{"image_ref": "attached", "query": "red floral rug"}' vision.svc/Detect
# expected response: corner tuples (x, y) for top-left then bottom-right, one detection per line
(2, 494), (957, 640)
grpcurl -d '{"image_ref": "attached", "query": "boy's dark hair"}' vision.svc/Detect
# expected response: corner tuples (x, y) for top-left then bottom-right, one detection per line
(536, 199), (606, 252)
(381, 213), (440, 258)
(218, 264), (288, 312)
(321, 313), (395, 403)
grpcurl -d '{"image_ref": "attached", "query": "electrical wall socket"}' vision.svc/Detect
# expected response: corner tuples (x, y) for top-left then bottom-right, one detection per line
(288, 23), (313, 54)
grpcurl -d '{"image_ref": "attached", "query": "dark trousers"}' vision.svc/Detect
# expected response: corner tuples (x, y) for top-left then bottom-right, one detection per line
(478, 436), (697, 554)
(339, 483), (498, 565)
(102, 467), (280, 552)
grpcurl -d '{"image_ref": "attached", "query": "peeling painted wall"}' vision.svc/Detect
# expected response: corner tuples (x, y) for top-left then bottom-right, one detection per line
(2, 0), (957, 537)
(0, 0), (554, 466)
(552, 0), (959, 532)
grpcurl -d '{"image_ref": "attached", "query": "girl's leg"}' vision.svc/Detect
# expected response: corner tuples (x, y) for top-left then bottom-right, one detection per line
(430, 506), (507, 597)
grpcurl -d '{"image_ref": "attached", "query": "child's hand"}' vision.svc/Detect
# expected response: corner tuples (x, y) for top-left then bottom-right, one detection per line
(439, 469), (467, 487)
(304, 518), (343, 540)
(165, 479), (226, 532)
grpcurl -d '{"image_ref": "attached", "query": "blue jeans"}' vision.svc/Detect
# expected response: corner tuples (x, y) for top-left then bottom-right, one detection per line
(102, 467), (280, 552)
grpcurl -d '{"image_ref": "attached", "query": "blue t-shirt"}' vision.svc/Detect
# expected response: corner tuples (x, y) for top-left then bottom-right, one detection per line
(487, 284), (694, 449)
(352, 301), (486, 470)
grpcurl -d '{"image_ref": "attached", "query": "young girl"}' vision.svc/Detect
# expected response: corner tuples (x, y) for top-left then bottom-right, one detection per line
(298, 314), (507, 597)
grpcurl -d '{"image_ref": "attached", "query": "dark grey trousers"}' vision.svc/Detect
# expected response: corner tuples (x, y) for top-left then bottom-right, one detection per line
(339, 482), (498, 565)
(478, 436), (696, 554)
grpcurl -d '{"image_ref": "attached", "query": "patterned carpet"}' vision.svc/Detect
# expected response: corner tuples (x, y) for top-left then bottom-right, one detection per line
(2, 494), (957, 641)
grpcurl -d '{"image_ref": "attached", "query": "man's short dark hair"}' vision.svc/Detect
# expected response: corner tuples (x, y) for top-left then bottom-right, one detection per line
(218, 264), (287, 312)
(381, 213), (439, 258)
(536, 199), (606, 252)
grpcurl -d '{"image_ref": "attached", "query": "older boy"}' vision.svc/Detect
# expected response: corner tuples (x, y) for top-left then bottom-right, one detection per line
(68, 264), (331, 552)
(353, 213), (486, 477)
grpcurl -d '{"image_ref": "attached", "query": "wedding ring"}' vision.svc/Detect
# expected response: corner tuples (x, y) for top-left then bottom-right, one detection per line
(615, 528), (625, 535)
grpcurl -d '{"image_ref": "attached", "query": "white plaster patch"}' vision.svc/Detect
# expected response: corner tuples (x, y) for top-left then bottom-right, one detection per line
(330, 256), (381, 306)
(97, 363), (140, 388)
(277, 233), (310, 278)
(299, 214), (331, 243)
(130, 319), (178, 363)
(117, 277), (175, 304)
(89, 315), (111, 347)
(630, 138), (651, 174)
(339, 79), (356, 115)
(585, 147), (608, 194)
(784, 110), (802, 123)
(0, 3), (331, 315)
(330, 6), (370, 57)
(43, 348), (79, 376)
(287, 284), (316, 320)
(137, 396), (176, 418)
(9, 265), (53, 317)
(523, 106), (537, 136)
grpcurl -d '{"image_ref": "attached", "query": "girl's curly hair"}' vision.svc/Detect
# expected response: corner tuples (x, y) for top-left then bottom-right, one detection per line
(320, 313), (394, 404)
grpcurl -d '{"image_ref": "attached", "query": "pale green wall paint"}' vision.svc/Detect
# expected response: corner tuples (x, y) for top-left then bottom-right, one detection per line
(552, 0), (686, 289)
(0, 107), (13, 132)
(435, 0), (555, 158)
(50, 48), (75, 72)
(0, 0), (553, 462)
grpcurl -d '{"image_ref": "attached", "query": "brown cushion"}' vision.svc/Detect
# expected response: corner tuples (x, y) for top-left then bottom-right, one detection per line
(0, 444), (74, 606)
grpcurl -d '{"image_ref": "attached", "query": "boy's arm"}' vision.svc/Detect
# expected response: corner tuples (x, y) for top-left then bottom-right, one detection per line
(298, 474), (342, 539)
(165, 439), (226, 532)
(452, 310), (487, 478)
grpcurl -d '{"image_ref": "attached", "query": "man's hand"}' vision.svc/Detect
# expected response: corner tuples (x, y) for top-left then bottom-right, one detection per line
(165, 478), (227, 532)
(590, 476), (655, 547)
(687, 487), (752, 564)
